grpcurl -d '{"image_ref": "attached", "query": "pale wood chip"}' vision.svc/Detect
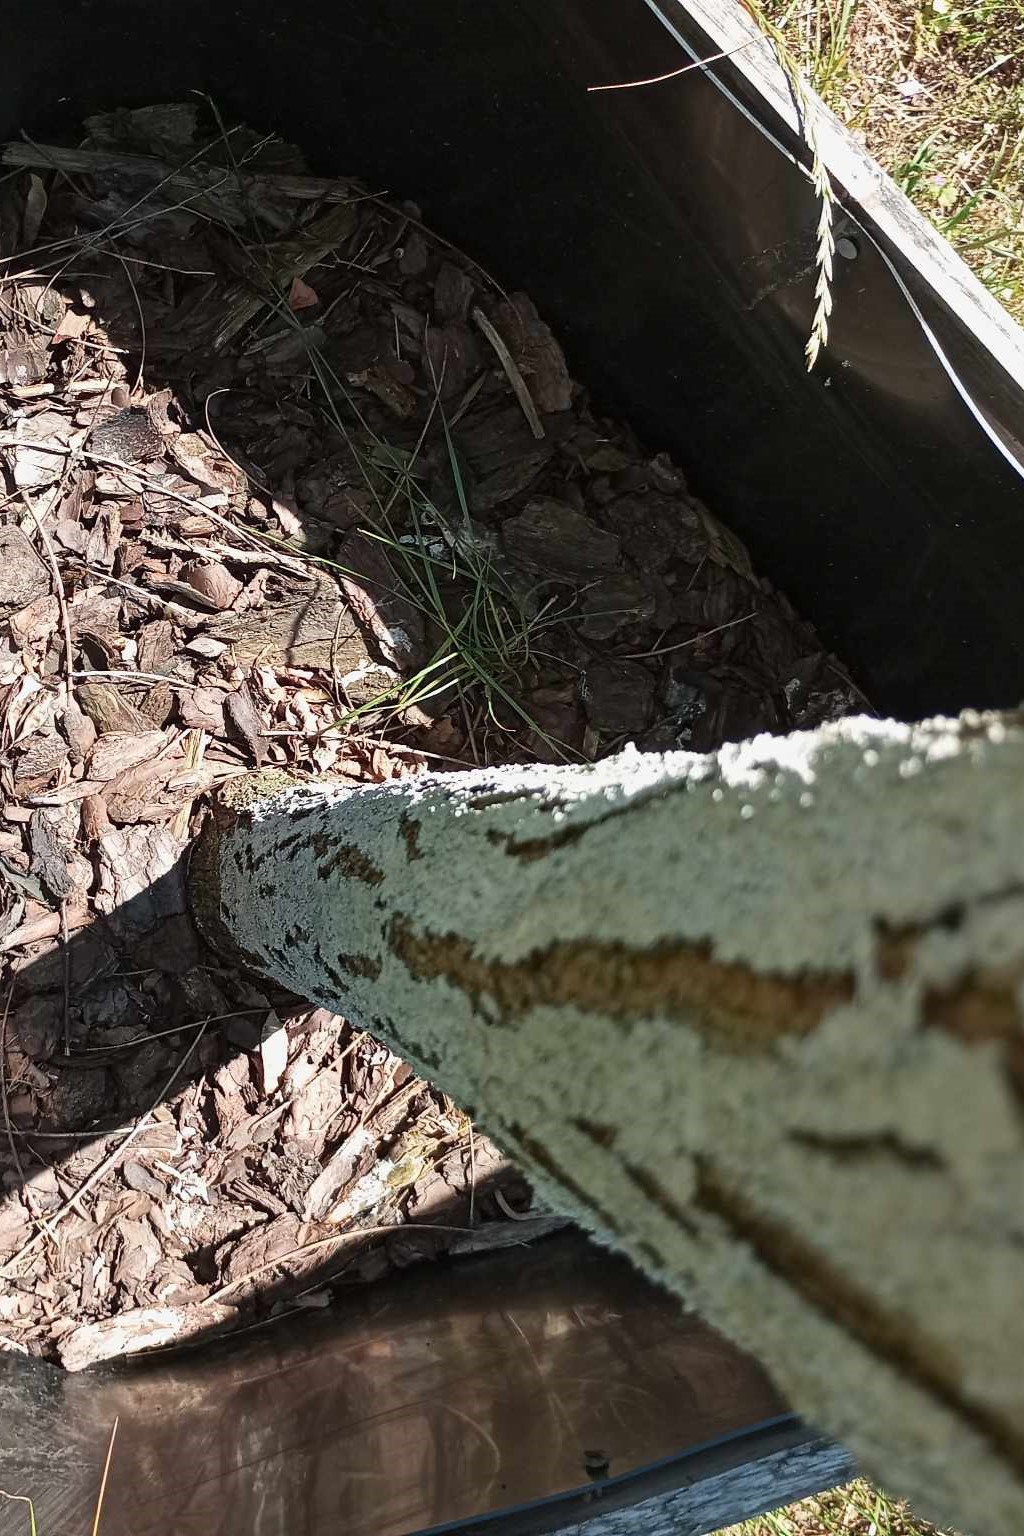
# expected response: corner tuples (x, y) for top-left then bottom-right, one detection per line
(87, 729), (168, 781)
(58, 1301), (237, 1370)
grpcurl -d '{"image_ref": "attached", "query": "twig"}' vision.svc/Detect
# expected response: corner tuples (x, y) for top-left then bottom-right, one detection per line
(0, 983), (28, 1201)
(204, 388), (258, 489)
(471, 306), (545, 440)
(91, 1417), (119, 1536)
(2, 140), (363, 213)
(74, 1007), (264, 1055)
(3, 130), (245, 267)
(619, 610), (757, 659)
(18, 492), (74, 706)
(203, 1220), (476, 1305)
(587, 41), (755, 90)
(468, 1122), (477, 1228)
(96, 244), (214, 276)
(84, 451), (310, 574)
(78, 566), (204, 626)
(0, 907), (89, 953)
(0, 1490), (36, 1533)
(12, 1125), (138, 1140)
(494, 1188), (537, 1222)
(60, 901), (70, 1055)
(115, 252), (146, 392)
(0, 1019), (212, 1277)
(70, 668), (200, 687)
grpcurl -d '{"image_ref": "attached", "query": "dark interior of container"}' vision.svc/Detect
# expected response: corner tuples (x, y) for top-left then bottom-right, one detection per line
(4, 0), (1024, 721)
(0, 0), (1022, 1530)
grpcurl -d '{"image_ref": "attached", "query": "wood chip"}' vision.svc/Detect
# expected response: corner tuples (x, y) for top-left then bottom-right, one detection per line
(88, 729), (168, 781)
(224, 684), (266, 766)
(76, 681), (153, 735)
(29, 805), (91, 900)
(491, 293), (572, 412)
(302, 1125), (372, 1222)
(101, 759), (178, 824)
(58, 1302), (238, 1370)
(221, 1213), (301, 1286)
(80, 793), (113, 842)
(181, 561), (243, 611)
(0, 527), (49, 613)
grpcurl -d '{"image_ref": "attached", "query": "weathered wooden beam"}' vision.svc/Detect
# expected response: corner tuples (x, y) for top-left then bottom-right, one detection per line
(197, 712), (1024, 1536)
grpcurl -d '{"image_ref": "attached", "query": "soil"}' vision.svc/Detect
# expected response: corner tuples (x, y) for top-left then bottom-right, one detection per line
(0, 102), (867, 1368)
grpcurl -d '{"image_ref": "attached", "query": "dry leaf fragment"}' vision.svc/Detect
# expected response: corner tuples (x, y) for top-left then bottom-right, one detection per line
(9, 592), (60, 648)
(288, 276), (319, 311)
(7, 677), (53, 743)
(51, 308), (92, 345)
(270, 497), (303, 538)
(5, 408), (75, 488)
(689, 496), (755, 578)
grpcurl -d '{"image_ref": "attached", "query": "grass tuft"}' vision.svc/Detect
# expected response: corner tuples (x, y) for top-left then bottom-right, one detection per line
(743, 1), (840, 367)
(760, 0), (1024, 318)
(717, 1475), (956, 1536)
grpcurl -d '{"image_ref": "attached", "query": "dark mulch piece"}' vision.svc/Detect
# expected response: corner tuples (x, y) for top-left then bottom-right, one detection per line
(0, 103), (867, 1367)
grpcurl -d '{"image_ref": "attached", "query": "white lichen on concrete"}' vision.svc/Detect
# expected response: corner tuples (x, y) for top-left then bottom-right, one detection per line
(214, 712), (1024, 1536)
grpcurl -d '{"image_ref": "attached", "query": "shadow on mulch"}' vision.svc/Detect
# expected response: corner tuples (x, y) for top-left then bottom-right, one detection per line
(0, 102), (865, 1387)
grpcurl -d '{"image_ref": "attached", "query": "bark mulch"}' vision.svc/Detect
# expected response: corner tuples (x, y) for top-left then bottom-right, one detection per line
(0, 102), (866, 1368)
